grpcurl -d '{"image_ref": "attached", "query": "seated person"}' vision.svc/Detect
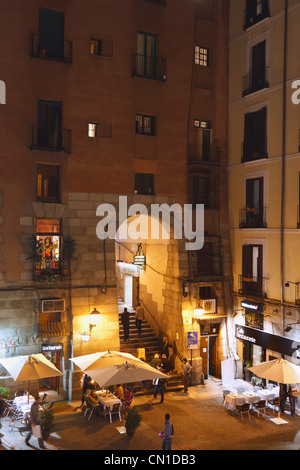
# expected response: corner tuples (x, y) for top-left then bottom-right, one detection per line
(124, 387), (133, 405)
(114, 384), (124, 400)
(151, 354), (162, 369)
(85, 389), (98, 406)
(161, 354), (172, 373)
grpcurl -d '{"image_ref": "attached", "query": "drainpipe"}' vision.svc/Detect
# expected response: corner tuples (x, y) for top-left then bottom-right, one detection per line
(280, 0), (288, 337)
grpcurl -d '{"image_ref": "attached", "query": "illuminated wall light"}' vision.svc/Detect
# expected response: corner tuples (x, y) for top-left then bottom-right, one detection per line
(89, 308), (101, 328)
(81, 332), (91, 342)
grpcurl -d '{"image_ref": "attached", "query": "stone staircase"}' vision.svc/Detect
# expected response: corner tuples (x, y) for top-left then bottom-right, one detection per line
(118, 297), (183, 394)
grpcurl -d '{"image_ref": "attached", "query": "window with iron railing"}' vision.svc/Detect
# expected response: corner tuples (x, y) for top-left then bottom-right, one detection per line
(136, 114), (156, 136)
(240, 244), (264, 297)
(242, 107), (268, 162)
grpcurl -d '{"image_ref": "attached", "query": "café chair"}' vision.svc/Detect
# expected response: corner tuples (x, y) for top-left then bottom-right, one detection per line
(84, 400), (100, 421)
(252, 400), (266, 418)
(109, 403), (122, 423)
(236, 403), (250, 420)
(222, 390), (231, 406)
(268, 397), (280, 414)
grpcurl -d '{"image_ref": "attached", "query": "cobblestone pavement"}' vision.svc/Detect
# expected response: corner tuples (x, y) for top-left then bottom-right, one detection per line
(1, 379), (300, 454)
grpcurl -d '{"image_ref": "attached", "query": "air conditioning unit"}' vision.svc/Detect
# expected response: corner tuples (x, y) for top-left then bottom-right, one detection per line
(41, 299), (65, 313)
(201, 299), (216, 314)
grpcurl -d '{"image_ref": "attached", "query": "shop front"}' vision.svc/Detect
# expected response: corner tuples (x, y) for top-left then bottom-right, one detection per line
(40, 343), (63, 394)
(235, 324), (300, 383)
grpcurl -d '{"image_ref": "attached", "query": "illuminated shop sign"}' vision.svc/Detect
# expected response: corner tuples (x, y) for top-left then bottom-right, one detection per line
(36, 218), (60, 234)
(241, 300), (264, 312)
(235, 324), (300, 358)
(42, 343), (63, 352)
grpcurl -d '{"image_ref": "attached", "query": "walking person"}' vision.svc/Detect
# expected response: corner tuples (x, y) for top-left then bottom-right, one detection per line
(182, 358), (192, 393)
(159, 413), (173, 450)
(135, 302), (145, 336)
(121, 307), (130, 341)
(25, 396), (45, 449)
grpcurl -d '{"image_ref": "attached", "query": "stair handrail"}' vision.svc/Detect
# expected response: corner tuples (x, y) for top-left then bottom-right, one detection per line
(139, 299), (184, 363)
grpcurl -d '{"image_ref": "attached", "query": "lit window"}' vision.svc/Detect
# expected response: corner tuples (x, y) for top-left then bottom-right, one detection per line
(36, 219), (61, 272)
(136, 114), (155, 135)
(88, 123), (98, 138)
(194, 120), (210, 129)
(90, 39), (102, 56)
(195, 46), (209, 67)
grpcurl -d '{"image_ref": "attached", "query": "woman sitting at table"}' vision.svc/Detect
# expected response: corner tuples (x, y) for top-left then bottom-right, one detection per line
(85, 389), (98, 406)
(114, 384), (124, 400)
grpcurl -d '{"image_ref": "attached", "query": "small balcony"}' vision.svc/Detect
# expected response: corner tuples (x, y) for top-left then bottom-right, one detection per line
(242, 67), (269, 97)
(242, 137), (268, 163)
(37, 321), (69, 338)
(31, 33), (73, 64)
(238, 274), (264, 298)
(132, 54), (166, 82)
(31, 125), (72, 154)
(239, 207), (267, 229)
(188, 144), (220, 165)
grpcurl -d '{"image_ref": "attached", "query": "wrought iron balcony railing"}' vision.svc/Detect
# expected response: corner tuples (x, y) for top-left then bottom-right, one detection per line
(238, 274), (264, 297)
(187, 144), (220, 165)
(239, 207), (267, 229)
(242, 67), (269, 96)
(132, 54), (166, 82)
(242, 137), (268, 163)
(31, 33), (73, 64)
(37, 321), (69, 338)
(31, 125), (72, 154)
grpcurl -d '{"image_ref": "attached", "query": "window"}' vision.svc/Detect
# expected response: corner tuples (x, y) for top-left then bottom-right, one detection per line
(90, 39), (113, 57)
(37, 100), (62, 149)
(192, 175), (210, 207)
(136, 114), (155, 135)
(38, 8), (64, 59)
(243, 107), (267, 162)
(242, 244), (263, 296)
(88, 123), (98, 138)
(35, 219), (61, 275)
(136, 32), (157, 76)
(36, 164), (60, 203)
(244, 0), (270, 30)
(135, 173), (155, 195)
(240, 177), (265, 228)
(195, 46), (209, 67)
(195, 237), (221, 277)
(243, 40), (268, 96)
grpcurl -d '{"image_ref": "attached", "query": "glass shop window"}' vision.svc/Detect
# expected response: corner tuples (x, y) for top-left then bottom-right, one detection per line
(36, 219), (61, 272)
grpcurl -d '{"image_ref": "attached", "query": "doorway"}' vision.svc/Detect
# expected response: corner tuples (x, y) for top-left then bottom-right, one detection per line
(200, 334), (218, 379)
(39, 349), (61, 393)
(124, 275), (133, 307)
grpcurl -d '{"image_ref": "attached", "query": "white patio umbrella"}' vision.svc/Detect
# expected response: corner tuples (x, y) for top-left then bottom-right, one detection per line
(86, 360), (168, 388)
(248, 358), (300, 425)
(0, 354), (63, 401)
(70, 350), (143, 372)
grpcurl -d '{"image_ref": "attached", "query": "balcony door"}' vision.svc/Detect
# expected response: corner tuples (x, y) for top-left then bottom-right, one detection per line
(38, 100), (62, 150)
(39, 8), (64, 59)
(251, 40), (266, 92)
(242, 244), (263, 296)
(245, 177), (264, 227)
(137, 32), (157, 76)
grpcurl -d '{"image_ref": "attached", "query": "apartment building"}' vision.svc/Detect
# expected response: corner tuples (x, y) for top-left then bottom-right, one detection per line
(0, 0), (230, 398)
(228, 0), (300, 378)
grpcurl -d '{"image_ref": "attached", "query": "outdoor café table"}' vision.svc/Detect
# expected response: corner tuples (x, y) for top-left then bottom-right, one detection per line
(224, 393), (245, 411)
(257, 388), (279, 401)
(241, 391), (261, 405)
(13, 395), (38, 421)
(96, 390), (122, 412)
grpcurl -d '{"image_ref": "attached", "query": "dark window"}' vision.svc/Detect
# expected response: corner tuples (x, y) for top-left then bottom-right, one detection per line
(135, 173), (154, 195)
(137, 32), (157, 76)
(243, 107), (267, 162)
(136, 114), (155, 135)
(242, 244), (263, 296)
(244, 0), (270, 30)
(192, 175), (210, 207)
(199, 286), (213, 299)
(37, 100), (62, 149)
(36, 164), (60, 203)
(243, 40), (268, 96)
(39, 8), (64, 59)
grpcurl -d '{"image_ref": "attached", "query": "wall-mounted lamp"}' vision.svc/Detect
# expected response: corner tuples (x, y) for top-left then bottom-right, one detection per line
(81, 332), (91, 342)
(133, 243), (146, 268)
(89, 308), (101, 331)
(193, 304), (205, 321)
(285, 281), (300, 288)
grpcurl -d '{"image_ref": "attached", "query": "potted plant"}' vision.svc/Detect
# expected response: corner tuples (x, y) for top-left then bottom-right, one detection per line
(40, 405), (54, 441)
(0, 386), (10, 399)
(61, 235), (77, 276)
(124, 406), (142, 437)
(27, 235), (43, 278)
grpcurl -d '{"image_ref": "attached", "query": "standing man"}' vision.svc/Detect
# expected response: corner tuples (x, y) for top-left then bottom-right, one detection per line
(160, 413), (173, 450)
(121, 307), (130, 341)
(182, 358), (193, 393)
(25, 396), (45, 449)
(135, 302), (145, 336)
